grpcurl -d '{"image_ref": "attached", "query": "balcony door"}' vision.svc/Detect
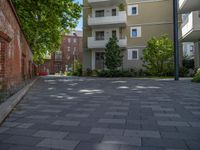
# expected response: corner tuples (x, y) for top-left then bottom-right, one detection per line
(95, 52), (105, 70)
(112, 9), (117, 16)
(95, 31), (104, 41)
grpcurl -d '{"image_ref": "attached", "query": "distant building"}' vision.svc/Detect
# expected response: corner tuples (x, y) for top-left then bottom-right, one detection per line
(179, 0), (200, 68)
(0, 0), (35, 91)
(38, 31), (83, 74)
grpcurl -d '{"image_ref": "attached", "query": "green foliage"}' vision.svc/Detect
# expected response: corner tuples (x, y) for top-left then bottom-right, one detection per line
(97, 69), (146, 77)
(118, 3), (125, 11)
(12, 0), (82, 64)
(179, 67), (189, 77)
(142, 34), (174, 76)
(183, 58), (194, 69)
(105, 37), (123, 70)
(72, 60), (82, 76)
(85, 68), (93, 76)
(192, 68), (200, 83)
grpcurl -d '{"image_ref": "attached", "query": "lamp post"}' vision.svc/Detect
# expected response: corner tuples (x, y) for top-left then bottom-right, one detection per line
(73, 32), (78, 72)
(173, 0), (179, 80)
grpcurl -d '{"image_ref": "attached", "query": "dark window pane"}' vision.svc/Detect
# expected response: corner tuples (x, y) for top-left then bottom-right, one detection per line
(95, 10), (104, 17)
(132, 7), (137, 14)
(132, 51), (137, 59)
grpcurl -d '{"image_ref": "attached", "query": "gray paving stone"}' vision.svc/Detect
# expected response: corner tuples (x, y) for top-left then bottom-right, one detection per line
(189, 122), (200, 127)
(90, 127), (123, 135)
(65, 113), (89, 118)
(102, 135), (141, 146)
(0, 127), (9, 133)
(154, 113), (180, 118)
(33, 130), (68, 139)
(26, 115), (49, 119)
(2, 135), (42, 146)
(105, 112), (128, 116)
(75, 108), (96, 112)
(157, 121), (190, 127)
(17, 123), (34, 129)
(109, 106), (129, 110)
(37, 138), (79, 150)
(142, 138), (187, 149)
(2, 122), (20, 128)
(40, 109), (61, 113)
(52, 120), (80, 126)
(65, 133), (103, 142)
(99, 119), (126, 124)
(0, 77), (200, 150)
(124, 129), (161, 138)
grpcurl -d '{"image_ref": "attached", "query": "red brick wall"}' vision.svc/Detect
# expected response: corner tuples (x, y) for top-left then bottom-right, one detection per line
(0, 0), (33, 90)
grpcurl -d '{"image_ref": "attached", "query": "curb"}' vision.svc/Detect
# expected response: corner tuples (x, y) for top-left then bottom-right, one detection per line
(0, 77), (39, 124)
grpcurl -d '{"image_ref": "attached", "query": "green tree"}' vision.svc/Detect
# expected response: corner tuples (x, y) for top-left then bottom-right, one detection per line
(142, 35), (173, 76)
(12, 0), (82, 64)
(105, 36), (123, 70)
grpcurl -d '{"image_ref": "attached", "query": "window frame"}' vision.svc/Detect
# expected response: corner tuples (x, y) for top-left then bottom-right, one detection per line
(130, 27), (141, 38)
(128, 5), (138, 16)
(128, 49), (139, 60)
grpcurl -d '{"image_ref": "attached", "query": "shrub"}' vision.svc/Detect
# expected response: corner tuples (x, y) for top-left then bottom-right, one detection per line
(192, 68), (200, 83)
(97, 69), (144, 77)
(179, 67), (189, 77)
(183, 58), (194, 69)
(72, 60), (82, 76)
(86, 68), (93, 76)
(143, 34), (173, 76)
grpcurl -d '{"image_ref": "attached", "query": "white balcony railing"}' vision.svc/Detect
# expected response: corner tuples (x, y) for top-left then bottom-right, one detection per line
(181, 11), (200, 41)
(88, 11), (127, 26)
(179, 0), (200, 13)
(88, 37), (127, 49)
(88, 0), (124, 7)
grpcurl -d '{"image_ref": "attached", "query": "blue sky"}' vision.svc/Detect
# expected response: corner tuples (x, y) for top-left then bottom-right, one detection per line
(75, 0), (83, 30)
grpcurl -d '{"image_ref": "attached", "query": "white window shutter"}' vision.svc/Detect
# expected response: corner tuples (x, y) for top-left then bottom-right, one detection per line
(128, 49), (133, 60)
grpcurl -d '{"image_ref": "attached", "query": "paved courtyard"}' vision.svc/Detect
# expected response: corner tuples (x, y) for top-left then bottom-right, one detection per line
(0, 77), (200, 150)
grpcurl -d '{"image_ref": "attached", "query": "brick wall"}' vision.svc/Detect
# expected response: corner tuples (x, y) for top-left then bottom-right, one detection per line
(0, 0), (34, 90)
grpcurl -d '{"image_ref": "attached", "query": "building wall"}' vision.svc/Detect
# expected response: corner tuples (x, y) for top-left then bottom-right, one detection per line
(83, 0), (174, 70)
(38, 33), (83, 74)
(0, 0), (33, 90)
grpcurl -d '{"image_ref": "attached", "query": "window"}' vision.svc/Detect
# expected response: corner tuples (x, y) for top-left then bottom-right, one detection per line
(73, 38), (76, 43)
(55, 51), (62, 60)
(112, 30), (117, 37)
(112, 9), (117, 16)
(128, 5), (138, 16)
(130, 27), (141, 38)
(132, 29), (137, 37)
(128, 49), (138, 60)
(68, 47), (70, 52)
(95, 10), (104, 17)
(68, 38), (71, 43)
(95, 31), (104, 40)
(132, 7), (137, 15)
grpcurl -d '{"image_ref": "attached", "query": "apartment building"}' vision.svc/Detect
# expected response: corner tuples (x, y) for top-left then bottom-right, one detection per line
(38, 31), (83, 74)
(83, 0), (174, 71)
(179, 0), (200, 68)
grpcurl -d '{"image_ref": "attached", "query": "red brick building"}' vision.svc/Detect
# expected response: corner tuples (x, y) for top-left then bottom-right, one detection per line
(0, 0), (34, 90)
(38, 31), (83, 74)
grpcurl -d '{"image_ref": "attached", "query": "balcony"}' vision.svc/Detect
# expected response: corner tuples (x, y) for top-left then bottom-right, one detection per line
(88, 0), (124, 8)
(88, 11), (127, 27)
(88, 37), (127, 49)
(179, 0), (200, 13)
(180, 11), (200, 42)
